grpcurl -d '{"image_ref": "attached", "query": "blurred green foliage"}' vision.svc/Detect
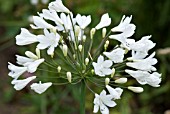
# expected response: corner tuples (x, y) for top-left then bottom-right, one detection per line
(0, 0), (170, 114)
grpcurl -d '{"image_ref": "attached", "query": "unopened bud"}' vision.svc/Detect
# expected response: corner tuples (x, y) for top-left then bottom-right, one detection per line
(62, 44), (68, 57)
(78, 45), (83, 52)
(90, 28), (96, 39)
(66, 72), (72, 83)
(57, 66), (61, 73)
(106, 40), (109, 45)
(115, 78), (127, 84)
(91, 69), (94, 74)
(125, 48), (129, 54)
(75, 25), (81, 37)
(51, 53), (54, 58)
(102, 28), (106, 38)
(25, 51), (38, 60)
(128, 86), (144, 93)
(111, 68), (115, 77)
(105, 78), (110, 85)
(85, 58), (89, 65)
(36, 48), (40, 59)
(83, 35), (86, 42)
(73, 54), (76, 59)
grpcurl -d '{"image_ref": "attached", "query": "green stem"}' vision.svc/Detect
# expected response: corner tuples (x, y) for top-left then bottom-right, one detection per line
(80, 80), (86, 114)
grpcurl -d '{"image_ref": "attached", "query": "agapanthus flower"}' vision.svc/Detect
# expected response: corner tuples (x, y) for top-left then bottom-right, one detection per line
(37, 29), (60, 55)
(92, 55), (113, 76)
(11, 76), (36, 90)
(8, 1), (162, 113)
(95, 13), (111, 30)
(30, 81), (52, 94)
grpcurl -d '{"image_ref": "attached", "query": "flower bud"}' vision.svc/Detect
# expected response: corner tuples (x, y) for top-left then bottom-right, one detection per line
(115, 78), (127, 84)
(25, 51), (38, 60)
(111, 68), (115, 77)
(91, 69), (94, 74)
(85, 58), (89, 65)
(90, 28), (96, 39)
(62, 44), (68, 57)
(102, 28), (106, 38)
(106, 40), (109, 45)
(83, 35), (86, 42)
(75, 25), (81, 37)
(73, 54), (76, 59)
(128, 86), (144, 93)
(36, 48), (40, 59)
(66, 72), (72, 83)
(105, 78), (110, 85)
(57, 66), (61, 73)
(78, 45), (83, 52)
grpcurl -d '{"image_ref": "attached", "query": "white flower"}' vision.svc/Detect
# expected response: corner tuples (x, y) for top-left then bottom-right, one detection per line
(39, 9), (63, 25)
(30, 81), (52, 94)
(128, 35), (155, 52)
(103, 48), (125, 63)
(95, 13), (111, 30)
(48, 0), (70, 13)
(106, 85), (123, 99)
(16, 51), (44, 73)
(16, 28), (38, 46)
(126, 52), (157, 71)
(76, 14), (91, 29)
(93, 90), (116, 114)
(109, 15), (136, 44)
(56, 13), (76, 32)
(11, 76), (36, 90)
(30, 16), (55, 29)
(41, 0), (49, 4)
(37, 29), (60, 55)
(128, 50), (148, 60)
(8, 62), (27, 79)
(125, 69), (161, 87)
(92, 55), (113, 76)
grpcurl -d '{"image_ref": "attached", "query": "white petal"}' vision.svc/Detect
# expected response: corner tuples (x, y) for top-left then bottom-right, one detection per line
(16, 55), (34, 65)
(100, 103), (109, 114)
(30, 82), (52, 94)
(93, 104), (99, 113)
(8, 62), (27, 79)
(31, 16), (54, 29)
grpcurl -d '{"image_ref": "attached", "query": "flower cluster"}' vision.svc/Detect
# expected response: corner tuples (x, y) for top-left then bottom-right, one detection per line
(8, 0), (161, 114)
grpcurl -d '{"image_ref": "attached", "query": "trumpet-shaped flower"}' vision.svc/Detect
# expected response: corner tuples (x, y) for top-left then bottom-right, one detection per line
(48, 0), (70, 13)
(109, 15), (136, 44)
(8, 62), (27, 79)
(56, 13), (76, 32)
(16, 51), (44, 73)
(37, 29), (60, 55)
(11, 76), (36, 90)
(30, 81), (52, 94)
(125, 69), (161, 87)
(76, 14), (91, 29)
(39, 9), (63, 25)
(93, 90), (116, 114)
(126, 52), (157, 71)
(106, 85), (123, 99)
(95, 13), (111, 30)
(16, 28), (38, 45)
(103, 48), (125, 63)
(30, 16), (55, 29)
(92, 55), (113, 76)
(128, 35), (155, 53)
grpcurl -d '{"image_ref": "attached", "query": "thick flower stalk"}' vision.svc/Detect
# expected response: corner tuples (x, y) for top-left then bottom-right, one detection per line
(8, 0), (161, 114)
